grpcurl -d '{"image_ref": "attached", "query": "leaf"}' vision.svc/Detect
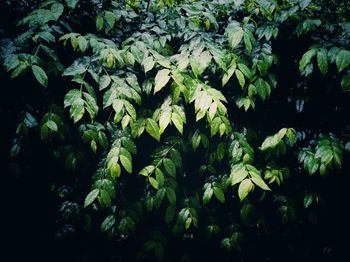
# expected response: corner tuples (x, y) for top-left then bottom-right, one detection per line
(84, 188), (99, 207)
(255, 78), (271, 100)
(109, 162), (121, 179)
(341, 74), (350, 91)
(11, 63), (28, 78)
(228, 26), (244, 49)
(32, 65), (48, 87)
(165, 205), (176, 223)
(99, 189), (111, 206)
(146, 118), (160, 141)
(336, 50), (350, 72)
(222, 65), (236, 87)
(149, 177), (159, 189)
(213, 186), (225, 203)
(120, 152), (132, 174)
(156, 168), (164, 187)
(243, 31), (252, 53)
(139, 165), (155, 177)
(230, 164), (248, 186)
(40, 125), (48, 140)
(203, 186), (213, 205)
(104, 11), (116, 29)
(143, 56), (155, 73)
(63, 57), (90, 76)
(235, 69), (245, 88)
(99, 75), (111, 90)
(185, 217), (192, 230)
(238, 179), (253, 201)
(171, 112), (183, 134)
(317, 49), (328, 75)
(190, 50), (212, 77)
(237, 63), (252, 79)
(304, 193), (313, 208)
(166, 187), (176, 204)
(159, 109), (172, 134)
(101, 215), (115, 232)
(299, 49), (316, 71)
(46, 120), (58, 131)
(163, 158), (176, 177)
(154, 69), (171, 94)
(70, 105), (85, 123)
(96, 15), (103, 31)
(250, 172), (271, 191)
(77, 36), (87, 52)
(64, 89), (81, 107)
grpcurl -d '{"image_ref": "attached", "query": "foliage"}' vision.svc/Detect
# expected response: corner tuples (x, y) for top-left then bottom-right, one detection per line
(1, 0), (350, 261)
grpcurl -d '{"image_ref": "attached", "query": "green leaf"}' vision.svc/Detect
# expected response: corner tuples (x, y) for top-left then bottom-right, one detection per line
(171, 112), (183, 134)
(77, 36), (87, 52)
(255, 78), (271, 100)
(63, 57), (90, 76)
(336, 50), (350, 72)
(165, 204), (176, 223)
(250, 172), (271, 191)
(190, 50), (212, 77)
(11, 63), (28, 78)
(46, 120), (58, 131)
(185, 217), (192, 230)
(154, 69), (171, 94)
(243, 31), (253, 53)
(90, 140), (97, 153)
(32, 65), (48, 87)
(228, 26), (244, 49)
(237, 63), (252, 79)
(159, 109), (171, 134)
(96, 15), (103, 31)
(109, 162), (121, 179)
(317, 49), (328, 75)
(304, 193), (313, 208)
(230, 164), (248, 186)
(143, 56), (155, 73)
(70, 105), (85, 123)
(341, 74), (350, 91)
(235, 69), (245, 88)
(104, 11), (116, 29)
(213, 186), (225, 203)
(120, 153), (132, 174)
(155, 168), (165, 187)
(99, 189), (111, 206)
(222, 65), (236, 87)
(149, 177), (159, 189)
(238, 179), (253, 201)
(145, 118), (160, 141)
(99, 75), (111, 90)
(139, 165), (155, 177)
(65, 0), (79, 9)
(84, 188), (99, 207)
(203, 186), (213, 205)
(40, 124), (48, 140)
(101, 215), (115, 232)
(163, 158), (176, 177)
(166, 187), (176, 204)
(64, 89), (82, 107)
(299, 49), (316, 71)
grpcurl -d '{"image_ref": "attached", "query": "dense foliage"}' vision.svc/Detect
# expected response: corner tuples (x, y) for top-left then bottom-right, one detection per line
(1, 0), (350, 261)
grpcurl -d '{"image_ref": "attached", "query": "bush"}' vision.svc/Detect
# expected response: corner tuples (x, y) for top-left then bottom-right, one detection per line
(1, 0), (350, 261)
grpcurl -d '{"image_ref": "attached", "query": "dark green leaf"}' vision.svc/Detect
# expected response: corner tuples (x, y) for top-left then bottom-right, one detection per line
(32, 65), (48, 87)
(101, 215), (115, 232)
(84, 188), (99, 207)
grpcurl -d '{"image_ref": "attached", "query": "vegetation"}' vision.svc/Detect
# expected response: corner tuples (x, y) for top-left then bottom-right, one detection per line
(1, 0), (350, 261)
